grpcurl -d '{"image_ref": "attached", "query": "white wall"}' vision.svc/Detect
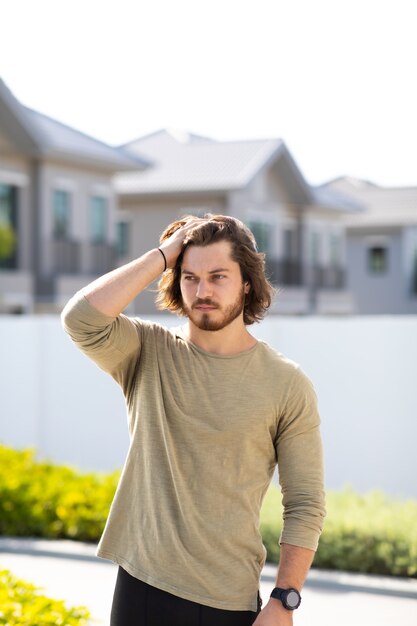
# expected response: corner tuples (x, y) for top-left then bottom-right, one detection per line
(252, 316), (417, 499)
(1, 314), (416, 498)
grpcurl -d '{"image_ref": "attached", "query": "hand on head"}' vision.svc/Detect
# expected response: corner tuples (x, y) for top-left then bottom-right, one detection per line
(159, 216), (204, 269)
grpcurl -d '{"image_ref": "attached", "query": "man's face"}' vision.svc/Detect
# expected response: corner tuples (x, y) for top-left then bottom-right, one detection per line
(180, 241), (248, 332)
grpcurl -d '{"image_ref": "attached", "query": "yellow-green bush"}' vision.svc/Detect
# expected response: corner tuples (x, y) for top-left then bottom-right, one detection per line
(0, 569), (90, 625)
(0, 445), (118, 541)
(260, 484), (417, 577)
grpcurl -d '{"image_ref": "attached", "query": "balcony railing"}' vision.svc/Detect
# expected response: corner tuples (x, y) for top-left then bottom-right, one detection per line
(52, 240), (80, 274)
(51, 240), (115, 275)
(90, 242), (115, 275)
(312, 265), (346, 289)
(265, 258), (302, 286)
(266, 257), (346, 289)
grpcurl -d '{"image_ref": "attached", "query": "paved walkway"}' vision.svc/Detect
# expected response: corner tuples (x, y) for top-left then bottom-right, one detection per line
(1, 537), (417, 625)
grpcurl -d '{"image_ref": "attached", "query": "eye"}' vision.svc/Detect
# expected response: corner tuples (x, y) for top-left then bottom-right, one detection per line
(183, 275), (197, 281)
(212, 274), (226, 280)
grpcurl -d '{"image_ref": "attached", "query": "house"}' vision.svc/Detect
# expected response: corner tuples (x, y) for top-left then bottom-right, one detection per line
(319, 177), (417, 314)
(0, 78), (145, 312)
(116, 129), (361, 314)
(1, 77), (360, 315)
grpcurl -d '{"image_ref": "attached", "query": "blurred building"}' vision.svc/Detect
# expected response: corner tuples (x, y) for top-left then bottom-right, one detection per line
(7, 76), (408, 315)
(116, 130), (361, 315)
(320, 177), (417, 314)
(0, 78), (145, 313)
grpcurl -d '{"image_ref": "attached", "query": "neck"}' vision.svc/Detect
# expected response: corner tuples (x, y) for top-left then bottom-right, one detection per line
(182, 317), (257, 356)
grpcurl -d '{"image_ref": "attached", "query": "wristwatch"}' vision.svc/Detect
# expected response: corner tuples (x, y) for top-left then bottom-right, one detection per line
(270, 587), (301, 610)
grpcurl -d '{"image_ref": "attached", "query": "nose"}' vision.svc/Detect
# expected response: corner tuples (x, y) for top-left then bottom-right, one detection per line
(196, 279), (212, 299)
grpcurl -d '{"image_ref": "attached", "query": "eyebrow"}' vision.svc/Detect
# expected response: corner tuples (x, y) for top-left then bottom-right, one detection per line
(181, 268), (230, 275)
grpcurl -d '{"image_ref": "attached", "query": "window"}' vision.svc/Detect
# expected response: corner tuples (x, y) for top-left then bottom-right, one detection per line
(116, 221), (129, 257)
(412, 249), (417, 295)
(0, 183), (18, 269)
(311, 232), (321, 266)
(283, 228), (297, 259)
(247, 221), (270, 253)
(53, 190), (71, 239)
(368, 246), (388, 273)
(330, 234), (341, 266)
(91, 196), (107, 243)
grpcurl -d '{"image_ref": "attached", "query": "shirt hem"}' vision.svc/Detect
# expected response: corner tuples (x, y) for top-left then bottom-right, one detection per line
(97, 548), (259, 612)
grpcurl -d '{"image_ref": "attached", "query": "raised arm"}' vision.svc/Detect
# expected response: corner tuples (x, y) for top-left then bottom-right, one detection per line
(82, 217), (201, 317)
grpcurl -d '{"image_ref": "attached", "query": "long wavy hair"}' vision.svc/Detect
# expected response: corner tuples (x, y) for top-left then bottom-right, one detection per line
(155, 214), (275, 325)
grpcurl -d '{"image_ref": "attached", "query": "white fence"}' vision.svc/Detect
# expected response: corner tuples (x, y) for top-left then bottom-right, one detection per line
(1, 314), (416, 498)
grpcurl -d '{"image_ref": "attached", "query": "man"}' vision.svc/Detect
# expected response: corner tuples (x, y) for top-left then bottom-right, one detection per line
(62, 214), (325, 626)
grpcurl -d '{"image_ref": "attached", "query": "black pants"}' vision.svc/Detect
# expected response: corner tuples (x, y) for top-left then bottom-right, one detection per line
(111, 567), (261, 626)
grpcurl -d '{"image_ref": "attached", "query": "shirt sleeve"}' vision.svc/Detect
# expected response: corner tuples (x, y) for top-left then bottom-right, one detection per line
(61, 291), (142, 396)
(275, 367), (326, 551)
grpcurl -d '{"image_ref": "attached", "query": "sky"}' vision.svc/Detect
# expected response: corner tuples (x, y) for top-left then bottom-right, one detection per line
(1, 0), (417, 187)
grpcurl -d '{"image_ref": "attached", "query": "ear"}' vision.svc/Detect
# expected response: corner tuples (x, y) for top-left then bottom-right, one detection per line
(244, 281), (251, 294)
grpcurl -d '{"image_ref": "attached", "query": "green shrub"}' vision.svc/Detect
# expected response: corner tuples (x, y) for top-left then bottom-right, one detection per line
(0, 445), (118, 542)
(0, 569), (90, 625)
(260, 484), (417, 578)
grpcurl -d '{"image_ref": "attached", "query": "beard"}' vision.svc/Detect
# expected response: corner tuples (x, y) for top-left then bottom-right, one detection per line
(183, 285), (246, 331)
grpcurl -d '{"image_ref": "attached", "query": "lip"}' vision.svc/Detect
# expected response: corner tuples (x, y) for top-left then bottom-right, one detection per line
(194, 305), (217, 311)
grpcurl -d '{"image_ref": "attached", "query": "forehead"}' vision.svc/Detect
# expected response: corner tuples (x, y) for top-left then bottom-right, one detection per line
(182, 240), (236, 271)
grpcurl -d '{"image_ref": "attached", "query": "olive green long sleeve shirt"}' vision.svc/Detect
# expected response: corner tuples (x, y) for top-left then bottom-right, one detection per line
(62, 293), (325, 611)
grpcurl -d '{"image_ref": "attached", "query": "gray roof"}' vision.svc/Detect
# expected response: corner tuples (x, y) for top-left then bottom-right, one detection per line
(321, 177), (417, 227)
(312, 185), (364, 213)
(116, 131), (360, 216)
(24, 108), (147, 170)
(116, 129), (287, 195)
(0, 78), (145, 171)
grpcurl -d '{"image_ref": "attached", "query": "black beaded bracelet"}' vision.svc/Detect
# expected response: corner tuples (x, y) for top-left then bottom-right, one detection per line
(157, 247), (167, 272)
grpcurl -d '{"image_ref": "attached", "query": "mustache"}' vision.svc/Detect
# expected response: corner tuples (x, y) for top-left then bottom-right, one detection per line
(192, 298), (219, 309)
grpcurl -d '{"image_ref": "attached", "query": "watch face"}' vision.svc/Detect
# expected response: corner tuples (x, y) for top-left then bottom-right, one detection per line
(286, 590), (301, 609)
(270, 587), (301, 610)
